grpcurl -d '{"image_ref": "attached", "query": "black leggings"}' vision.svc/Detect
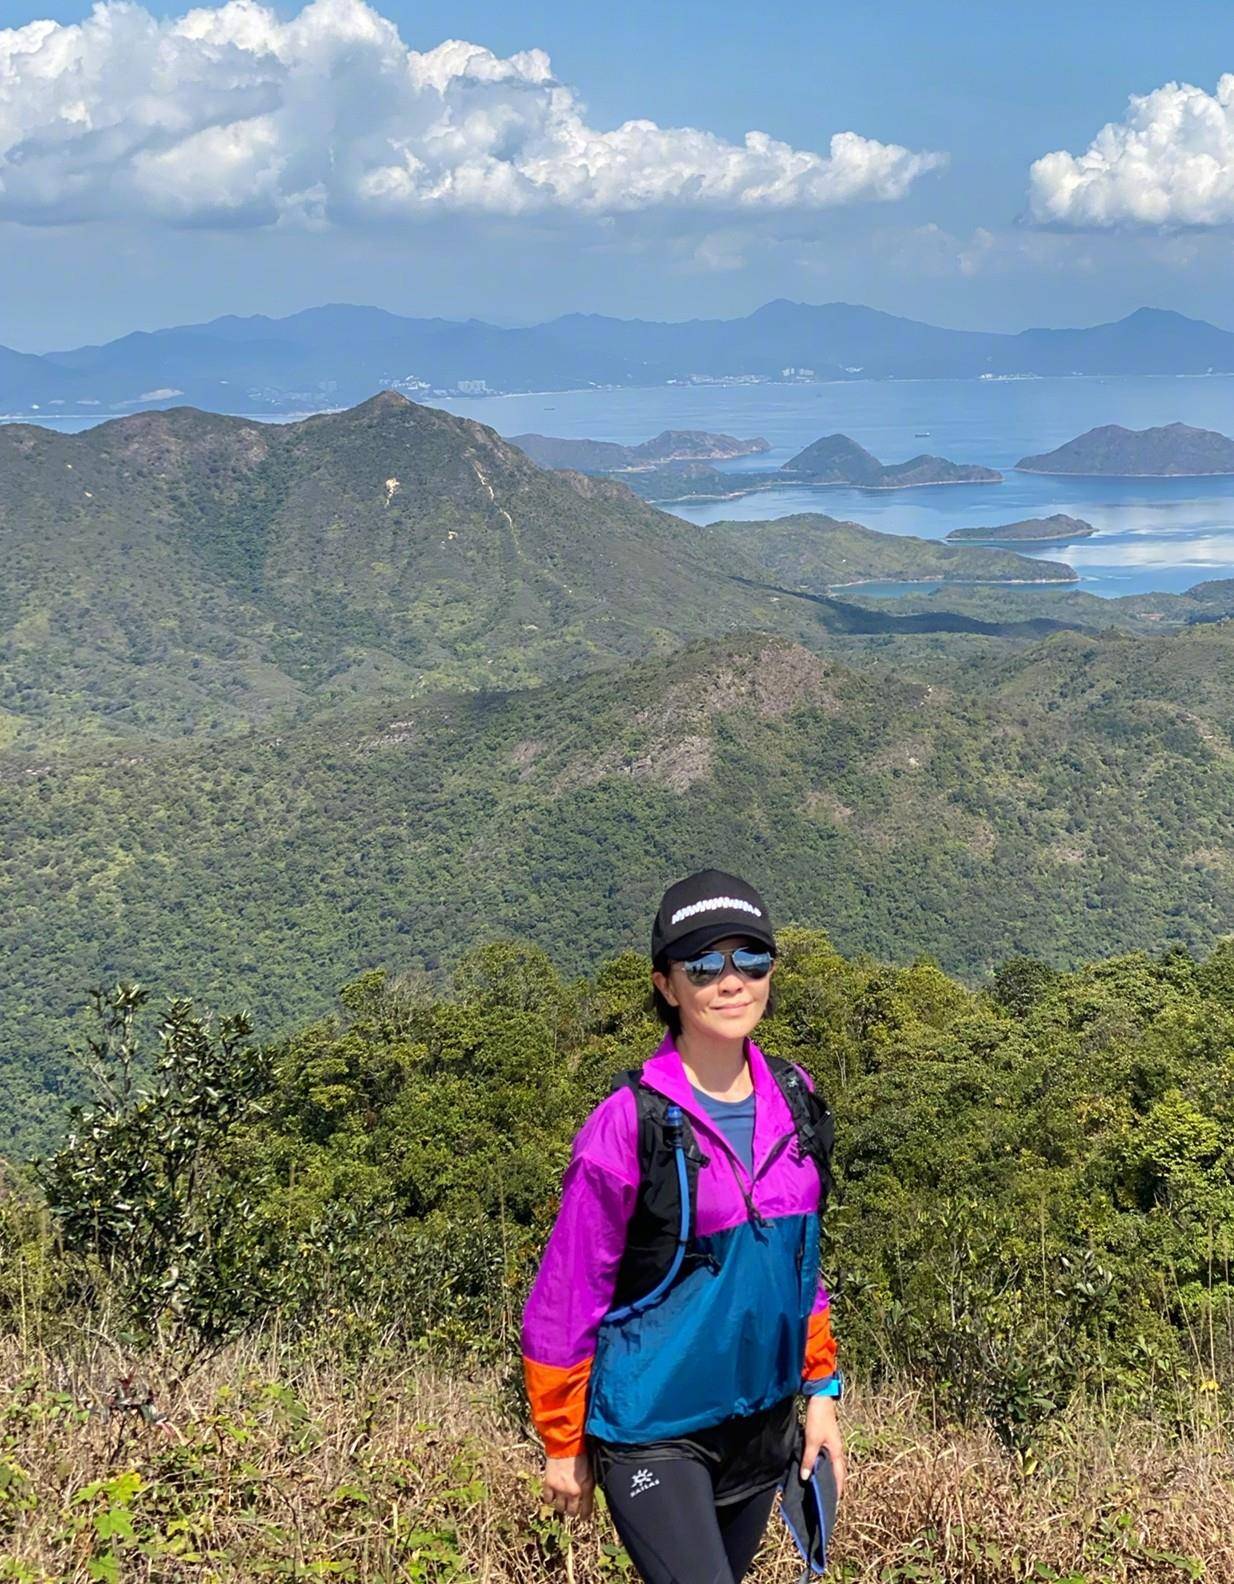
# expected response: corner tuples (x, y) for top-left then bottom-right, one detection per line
(599, 1452), (778, 1584)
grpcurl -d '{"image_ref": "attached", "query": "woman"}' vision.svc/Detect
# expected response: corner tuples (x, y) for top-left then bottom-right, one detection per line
(522, 869), (845, 1583)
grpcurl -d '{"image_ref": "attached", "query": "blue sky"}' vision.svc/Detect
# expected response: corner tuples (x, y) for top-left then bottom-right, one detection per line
(4, 0), (1234, 347)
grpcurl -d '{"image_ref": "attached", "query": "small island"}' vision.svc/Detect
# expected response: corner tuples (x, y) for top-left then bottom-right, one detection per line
(622, 461), (754, 502)
(1016, 422), (1234, 476)
(946, 514), (1095, 544)
(512, 429), (770, 472)
(706, 512), (1077, 591)
(781, 433), (1002, 488)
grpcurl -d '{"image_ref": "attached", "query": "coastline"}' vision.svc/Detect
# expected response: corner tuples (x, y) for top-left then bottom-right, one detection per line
(13, 366), (1234, 428)
(827, 575), (1079, 590)
(944, 534), (1097, 546)
(650, 473), (1001, 505)
(1015, 465), (1234, 479)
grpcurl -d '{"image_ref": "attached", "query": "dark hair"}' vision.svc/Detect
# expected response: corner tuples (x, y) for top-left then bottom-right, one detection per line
(649, 959), (683, 1037)
(647, 955), (777, 1037)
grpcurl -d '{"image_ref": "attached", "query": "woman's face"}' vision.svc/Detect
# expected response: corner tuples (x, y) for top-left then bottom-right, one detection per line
(653, 935), (774, 1046)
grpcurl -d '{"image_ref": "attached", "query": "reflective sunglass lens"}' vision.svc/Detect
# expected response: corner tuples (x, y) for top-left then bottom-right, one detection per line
(679, 948), (774, 985)
(682, 952), (726, 984)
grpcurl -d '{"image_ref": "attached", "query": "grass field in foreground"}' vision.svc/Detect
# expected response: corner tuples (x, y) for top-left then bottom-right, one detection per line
(2, 1340), (1230, 1582)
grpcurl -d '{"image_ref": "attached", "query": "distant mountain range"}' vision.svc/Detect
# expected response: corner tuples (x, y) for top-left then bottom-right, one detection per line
(6, 302), (1234, 415)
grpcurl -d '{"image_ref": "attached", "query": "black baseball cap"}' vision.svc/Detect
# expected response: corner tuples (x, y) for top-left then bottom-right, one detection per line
(651, 869), (776, 963)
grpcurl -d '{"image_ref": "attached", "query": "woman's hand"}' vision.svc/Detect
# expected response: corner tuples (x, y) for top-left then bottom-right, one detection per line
(542, 1453), (595, 1519)
(801, 1395), (846, 1500)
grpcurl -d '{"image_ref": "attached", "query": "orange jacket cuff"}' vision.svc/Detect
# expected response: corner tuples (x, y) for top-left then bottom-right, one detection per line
(803, 1307), (838, 1382)
(523, 1356), (592, 1458)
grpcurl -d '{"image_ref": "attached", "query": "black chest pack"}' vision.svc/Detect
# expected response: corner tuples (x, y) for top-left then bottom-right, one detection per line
(603, 1056), (835, 1323)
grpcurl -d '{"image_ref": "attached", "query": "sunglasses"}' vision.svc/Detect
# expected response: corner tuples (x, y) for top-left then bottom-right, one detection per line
(674, 946), (775, 987)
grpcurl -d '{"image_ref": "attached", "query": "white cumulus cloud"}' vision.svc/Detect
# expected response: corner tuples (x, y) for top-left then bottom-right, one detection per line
(0, 0), (944, 227)
(1029, 75), (1234, 228)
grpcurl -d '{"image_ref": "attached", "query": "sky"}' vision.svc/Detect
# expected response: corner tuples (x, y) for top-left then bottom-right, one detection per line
(4, 0), (1234, 348)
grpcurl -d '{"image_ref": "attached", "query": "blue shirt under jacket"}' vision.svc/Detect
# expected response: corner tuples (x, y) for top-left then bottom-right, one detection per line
(690, 1086), (756, 1176)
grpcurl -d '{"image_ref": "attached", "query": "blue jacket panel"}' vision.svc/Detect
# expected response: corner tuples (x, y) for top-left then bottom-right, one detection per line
(586, 1209), (820, 1444)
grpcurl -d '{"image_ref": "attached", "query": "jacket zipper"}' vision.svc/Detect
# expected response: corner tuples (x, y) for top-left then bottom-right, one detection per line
(713, 1122), (794, 1230)
(739, 1132), (795, 1230)
(755, 1132), (792, 1183)
(651, 1091), (796, 1230)
(733, 1166), (766, 1229)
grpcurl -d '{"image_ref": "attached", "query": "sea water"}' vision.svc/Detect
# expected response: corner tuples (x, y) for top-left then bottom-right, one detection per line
(435, 375), (1234, 600)
(18, 374), (1234, 599)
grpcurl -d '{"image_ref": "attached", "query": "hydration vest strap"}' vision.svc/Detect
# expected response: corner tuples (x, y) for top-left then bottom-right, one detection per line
(767, 1057), (835, 1203)
(602, 1101), (690, 1323)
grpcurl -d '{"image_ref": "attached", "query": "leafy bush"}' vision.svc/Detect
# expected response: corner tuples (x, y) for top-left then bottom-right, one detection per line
(8, 932), (1233, 1450)
(37, 985), (281, 1358)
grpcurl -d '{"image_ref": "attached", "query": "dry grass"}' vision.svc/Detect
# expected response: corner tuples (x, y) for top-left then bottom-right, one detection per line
(1, 1337), (1231, 1582)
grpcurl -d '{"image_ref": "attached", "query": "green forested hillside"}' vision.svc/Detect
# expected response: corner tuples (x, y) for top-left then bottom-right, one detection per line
(8, 394), (1234, 1160)
(16, 930), (1234, 1444)
(0, 396), (1075, 755)
(707, 512), (1075, 587)
(0, 396), (825, 753)
(840, 574), (1234, 635)
(8, 627), (1234, 1156)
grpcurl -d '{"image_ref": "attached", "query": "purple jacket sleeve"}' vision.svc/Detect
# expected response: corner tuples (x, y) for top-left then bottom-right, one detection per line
(521, 1088), (639, 1456)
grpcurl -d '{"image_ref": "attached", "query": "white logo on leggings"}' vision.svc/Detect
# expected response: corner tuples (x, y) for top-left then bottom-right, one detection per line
(630, 1468), (660, 1497)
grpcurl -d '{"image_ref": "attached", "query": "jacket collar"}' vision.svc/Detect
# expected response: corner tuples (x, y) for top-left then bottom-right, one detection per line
(640, 1031), (794, 1181)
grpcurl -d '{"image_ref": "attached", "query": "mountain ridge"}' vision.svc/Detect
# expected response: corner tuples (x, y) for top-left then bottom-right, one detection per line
(9, 623), (1234, 1151)
(1, 393), (1069, 755)
(7, 301), (1234, 415)
(0, 393), (828, 751)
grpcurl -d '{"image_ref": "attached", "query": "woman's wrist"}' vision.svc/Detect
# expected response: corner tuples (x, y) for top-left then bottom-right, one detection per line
(801, 1369), (844, 1400)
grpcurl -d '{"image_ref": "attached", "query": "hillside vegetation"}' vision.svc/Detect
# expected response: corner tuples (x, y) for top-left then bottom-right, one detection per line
(0, 396), (828, 753)
(0, 397), (1067, 756)
(2, 932), (1231, 1576)
(837, 573), (1234, 636)
(708, 512), (1075, 586)
(9, 627), (1234, 1155)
